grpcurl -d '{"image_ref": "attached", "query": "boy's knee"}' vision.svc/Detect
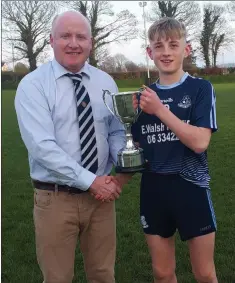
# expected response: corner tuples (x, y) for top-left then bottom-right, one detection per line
(152, 264), (175, 281)
(193, 267), (217, 283)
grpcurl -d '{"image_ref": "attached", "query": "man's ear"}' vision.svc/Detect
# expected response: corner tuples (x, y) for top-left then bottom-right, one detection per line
(50, 34), (53, 48)
(91, 37), (95, 50)
(147, 46), (153, 60)
(89, 37), (94, 55)
(91, 37), (95, 47)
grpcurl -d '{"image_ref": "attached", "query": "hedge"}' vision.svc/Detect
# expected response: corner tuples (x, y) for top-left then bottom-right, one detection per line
(2, 74), (234, 90)
(115, 74), (235, 88)
(2, 80), (19, 90)
(201, 74), (235, 84)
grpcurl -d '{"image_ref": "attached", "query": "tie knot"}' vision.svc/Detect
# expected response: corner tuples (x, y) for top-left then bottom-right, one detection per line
(65, 73), (82, 84)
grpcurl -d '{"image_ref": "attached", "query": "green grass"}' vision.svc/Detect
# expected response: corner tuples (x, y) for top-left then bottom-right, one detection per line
(2, 83), (235, 283)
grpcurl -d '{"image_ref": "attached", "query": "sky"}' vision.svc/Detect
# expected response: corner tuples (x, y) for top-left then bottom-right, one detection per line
(108, 1), (235, 67)
(2, 1), (235, 68)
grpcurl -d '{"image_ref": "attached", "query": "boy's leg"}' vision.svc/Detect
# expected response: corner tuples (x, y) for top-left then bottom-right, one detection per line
(188, 233), (217, 283)
(140, 173), (178, 283)
(145, 234), (177, 283)
(175, 178), (217, 283)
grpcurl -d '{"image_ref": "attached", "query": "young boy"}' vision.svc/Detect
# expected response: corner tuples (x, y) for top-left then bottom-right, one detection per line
(130, 18), (218, 283)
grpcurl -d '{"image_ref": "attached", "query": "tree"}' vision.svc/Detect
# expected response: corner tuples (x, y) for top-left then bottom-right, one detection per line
(199, 4), (233, 67)
(96, 46), (110, 68)
(138, 63), (147, 71)
(113, 54), (128, 72)
(62, 1), (138, 66)
(200, 6), (215, 68)
(125, 61), (139, 72)
(148, 1), (201, 37)
(2, 1), (56, 71)
(98, 54), (128, 72)
(98, 54), (139, 73)
(14, 62), (29, 74)
(226, 1), (235, 20)
(211, 33), (225, 67)
(98, 56), (117, 73)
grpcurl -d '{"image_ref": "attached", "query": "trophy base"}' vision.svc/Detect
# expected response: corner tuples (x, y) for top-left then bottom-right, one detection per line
(115, 147), (145, 173)
(115, 164), (145, 173)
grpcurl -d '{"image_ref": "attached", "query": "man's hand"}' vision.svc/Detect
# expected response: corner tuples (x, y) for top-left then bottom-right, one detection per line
(89, 176), (121, 202)
(103, 173), (133, 196)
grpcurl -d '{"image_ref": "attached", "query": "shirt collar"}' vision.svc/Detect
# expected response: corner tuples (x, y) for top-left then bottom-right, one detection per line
(51, 58), (91, 80)
(155, 72), (189, 89)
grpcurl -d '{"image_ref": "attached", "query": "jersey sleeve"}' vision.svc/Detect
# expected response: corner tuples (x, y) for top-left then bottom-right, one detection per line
(192, 81), (218, 132)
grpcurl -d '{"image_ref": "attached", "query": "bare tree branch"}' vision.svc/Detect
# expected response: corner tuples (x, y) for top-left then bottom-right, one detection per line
(62, 1), (138, 66)
(199, 3), (234, 67)
(226, 1), (235, 21)
(2, 1), (57, 71)
(148, 1), (201, 37)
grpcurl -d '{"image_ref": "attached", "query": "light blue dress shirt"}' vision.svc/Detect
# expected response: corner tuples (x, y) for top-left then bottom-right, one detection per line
(15, 59), (126, 190)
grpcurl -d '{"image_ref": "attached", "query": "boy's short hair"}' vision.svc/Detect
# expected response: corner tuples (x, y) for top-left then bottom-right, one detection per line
(148, 17), (187, 41)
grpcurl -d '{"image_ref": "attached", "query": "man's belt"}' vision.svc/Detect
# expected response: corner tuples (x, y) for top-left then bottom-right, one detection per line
(32, 180), (87, 194)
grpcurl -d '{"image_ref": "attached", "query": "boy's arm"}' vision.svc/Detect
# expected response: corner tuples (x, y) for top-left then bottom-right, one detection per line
(115, 173), (134, 186)
(154, 107), (211, 153)
(139, 82), (217, 154)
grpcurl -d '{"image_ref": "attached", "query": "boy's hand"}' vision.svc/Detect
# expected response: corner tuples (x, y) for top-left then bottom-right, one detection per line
(132, 93), (139, 110)
(92, 176), (122, 202)
(139, 85), (165, 116)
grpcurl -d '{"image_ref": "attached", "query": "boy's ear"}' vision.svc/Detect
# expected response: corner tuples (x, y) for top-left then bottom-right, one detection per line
(147, 46), (153, 60)
(184, 43), (191, 58)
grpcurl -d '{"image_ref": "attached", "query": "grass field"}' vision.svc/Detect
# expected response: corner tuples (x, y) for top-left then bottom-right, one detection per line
(2, 83), (235, 283)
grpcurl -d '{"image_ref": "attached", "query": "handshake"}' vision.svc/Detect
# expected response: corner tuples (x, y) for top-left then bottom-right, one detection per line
(89, 174), (132, 202)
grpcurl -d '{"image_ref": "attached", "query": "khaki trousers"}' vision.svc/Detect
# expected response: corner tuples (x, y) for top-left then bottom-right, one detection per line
(33, 188), (116, 283)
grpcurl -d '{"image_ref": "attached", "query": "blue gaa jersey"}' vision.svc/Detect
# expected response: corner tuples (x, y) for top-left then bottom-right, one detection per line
(132, 73), (217, 188)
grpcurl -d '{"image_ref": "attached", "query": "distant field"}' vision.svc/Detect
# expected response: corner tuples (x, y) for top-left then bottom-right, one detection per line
(2, 83), (235, 283)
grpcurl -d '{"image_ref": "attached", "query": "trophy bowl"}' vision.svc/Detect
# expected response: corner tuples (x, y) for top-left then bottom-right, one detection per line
(103, 89), (145, 173)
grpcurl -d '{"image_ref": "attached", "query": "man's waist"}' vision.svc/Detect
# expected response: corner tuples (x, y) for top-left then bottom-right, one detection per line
(32, 180), (87, 194)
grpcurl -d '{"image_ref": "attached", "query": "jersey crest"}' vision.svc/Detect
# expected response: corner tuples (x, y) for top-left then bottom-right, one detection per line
(178, 95), (192, 109)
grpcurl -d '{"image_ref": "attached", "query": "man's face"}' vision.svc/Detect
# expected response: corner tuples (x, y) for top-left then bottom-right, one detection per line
(50, 15), (92, 73)
(147, 35), (190, 75)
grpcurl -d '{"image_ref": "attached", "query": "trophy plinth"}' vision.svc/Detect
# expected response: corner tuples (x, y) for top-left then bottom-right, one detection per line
(103, 90), (145, 173)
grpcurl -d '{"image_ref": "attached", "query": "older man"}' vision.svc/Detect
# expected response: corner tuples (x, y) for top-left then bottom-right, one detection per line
(15, 10), (126, 283)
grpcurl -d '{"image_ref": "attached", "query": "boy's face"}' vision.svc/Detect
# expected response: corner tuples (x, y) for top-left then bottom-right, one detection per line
(147, 35), (190, 75)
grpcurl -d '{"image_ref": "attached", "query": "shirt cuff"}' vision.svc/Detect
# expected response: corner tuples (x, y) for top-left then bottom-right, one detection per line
(77, 168), (97, 191)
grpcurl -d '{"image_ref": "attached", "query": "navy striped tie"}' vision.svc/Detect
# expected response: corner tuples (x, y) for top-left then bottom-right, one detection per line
(66, 73), (98, 174)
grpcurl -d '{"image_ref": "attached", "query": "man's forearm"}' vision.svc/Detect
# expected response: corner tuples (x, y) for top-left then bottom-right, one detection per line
(156, 106), (211, 153)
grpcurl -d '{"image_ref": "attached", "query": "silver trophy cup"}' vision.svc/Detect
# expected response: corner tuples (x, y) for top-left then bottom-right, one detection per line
(103, 89), (145, 173)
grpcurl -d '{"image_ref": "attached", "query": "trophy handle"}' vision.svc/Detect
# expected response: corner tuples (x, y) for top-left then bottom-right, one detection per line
(102, 89), (115, 116)
(134, 90), (143, 122)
